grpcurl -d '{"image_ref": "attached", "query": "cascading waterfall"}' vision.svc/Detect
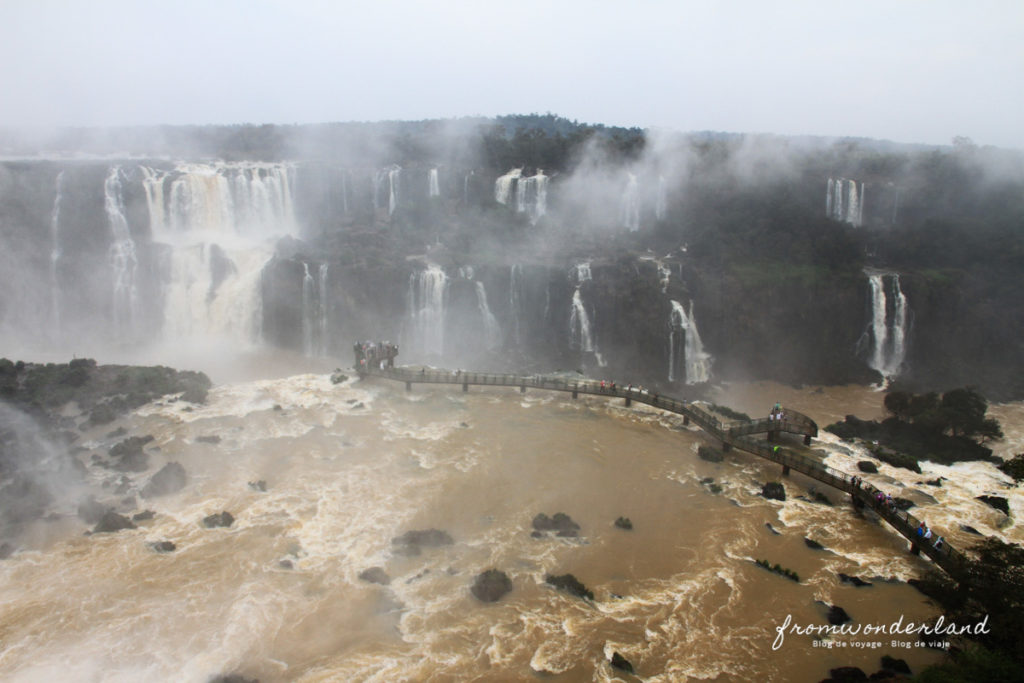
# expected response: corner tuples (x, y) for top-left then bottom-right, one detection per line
(406, 264), (448, 358)
(142, 163), (298, 342)
(302, 263), (315, 356)
(475, 281), (501, 349)
(865, 271), (908, 380)
(374, 166), (401, 214)
(655, 175), (667, 221)
(621, 174), (639, 231)
(463, 171), (473, 204)
(318, 263), (329, 356)
(429, 168), (440, 197)
(568, 262), (601, 362)
(826, 178), (865, 226)
(668, 300), (712, 384)
(494, 168), (522, 206)
(509, 264), (522, 347)
(49, 170), (64, 335)
(659, 264), (671, 293)
(104, 166), (139, 336)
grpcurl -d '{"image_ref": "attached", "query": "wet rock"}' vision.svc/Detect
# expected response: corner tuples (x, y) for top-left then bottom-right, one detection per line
(765, 523), (781, 536)
(614, 516), (633, 530)
(196, 435), (221, 444)
(359, 567), (391, 585)
(879, 655), (911, 675)
(530, 530), (544, 539)
(0, 543), (14, 559)
(151, 541), (175, 553)
(113, 476), (132, 495)
(699, 477), (714, 485)
(976, 495), (1009, 515)
(532, 512), (580, 535)
(202, 511), (235, 528)
(960, 525), (983, 535)
(838, 573), (872, 587)
(610, 652), (634, 674)
(471, 569), (513, 602)
(545, 573), (593, 600)
(278, 559), (293, 570)
(352, 402), (365, 410)
(141, 462), (187, 499)
(272, 404), (282, 411)
(93, 511), (136, 533)
(698, 446), (724, 463)
(811, 491), (833, 506)
(406, 568), (430, 584)
(761, 482), (786, 501)
(330, 370), (349, 384)
(248, 480), (268, 492)
(77, 497), (108, 524)
(556, 529), (578, 537)
(209, 675), (258, 683)
(804, 538), (826, 551)
(925, 478), (943, 487)
(105, 426), (127, 439)
(827, 604), (852, 625)
(826, 666), (867, 682)
(391, 528), (453, 556)
(892, 497), (915, 511)
(132, 510), (155, 522)
(108, 435), (155, 472)
(857, 461), (879, 474)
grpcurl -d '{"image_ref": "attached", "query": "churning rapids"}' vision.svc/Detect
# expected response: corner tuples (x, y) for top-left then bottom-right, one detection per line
(0, 368), (1021, 682)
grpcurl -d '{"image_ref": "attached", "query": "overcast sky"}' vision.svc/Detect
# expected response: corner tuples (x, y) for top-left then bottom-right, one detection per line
(1, 0), (1021, 148)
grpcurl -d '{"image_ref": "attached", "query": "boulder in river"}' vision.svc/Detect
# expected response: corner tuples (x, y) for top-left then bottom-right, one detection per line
(93, 511), (136, 533)
(358, 567), (391, 585)
(610, 652), (634, 674)
(471, 569), (513, 602)
(202, 511), (235, 528)
(857, 461), (879, 474)
(545, 573), (593, 600)
(977, 495), (1009, 515)
(761, 482), (786, 501)
(141, 462), (187, 498)
(391, 528), (453, 556)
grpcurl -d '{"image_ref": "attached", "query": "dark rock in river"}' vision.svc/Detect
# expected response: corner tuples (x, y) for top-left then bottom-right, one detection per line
(358, 567), (391, 585)
(132, 510), (155, 522)
(698, 445), (724, 463)
(960, 525), (983, 535)
(838, 573), (872, 587)
(765, 523), (781, 535)
(545, 573), (593, 600)
(77, 497), (108, 524)
(0, 543), (14, 559)
(471, 569), (513, 602)
(248, 480), (268, 492)
(925, 478), (943, 487)
(391, 528), (453, 555)
(108, 435), (154, 472)
(532, 512), (581, 534)
(141, 462), (187, 498)
(892, 497), (915, 511)
(614, 516), (633, 530)
(857, 461), (879, 474)
(825, 666), (867, 682)
(330, 370), (348, 384)
(804, 538), (826, 551)
(811, 491), (833, 506)
(976, 495), (1009, 515)
(879, 655), (911, 675)
(827, 604), (852, 625)
(93, 511), (136, 533)
(761, 482), (786, 501)
(196, 435), (221, 444)
(202, 511), (235, 528)
(151, 541), (175, 553)
(610, 652), (635, 674)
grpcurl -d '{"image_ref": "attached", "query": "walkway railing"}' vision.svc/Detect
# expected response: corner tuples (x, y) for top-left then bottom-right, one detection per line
(361, 364), (967, 578)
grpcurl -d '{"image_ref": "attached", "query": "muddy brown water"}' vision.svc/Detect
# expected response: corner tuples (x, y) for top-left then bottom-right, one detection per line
(1, 375), (1019, 681)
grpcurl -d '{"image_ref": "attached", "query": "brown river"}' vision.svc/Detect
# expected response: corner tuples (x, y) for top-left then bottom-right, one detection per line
(0, 366), (1020, 682)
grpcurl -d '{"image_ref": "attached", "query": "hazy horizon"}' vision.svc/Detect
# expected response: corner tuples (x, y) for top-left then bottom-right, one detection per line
(1, 1), (1021, 150)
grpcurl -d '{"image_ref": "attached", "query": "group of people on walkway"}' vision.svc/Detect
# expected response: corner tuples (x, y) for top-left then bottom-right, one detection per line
(857, 479), (948, 554)
(354, 341), (398, 370)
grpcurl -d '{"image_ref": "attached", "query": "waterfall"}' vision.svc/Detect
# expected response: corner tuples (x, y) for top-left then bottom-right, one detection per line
(407, 264), (448, 358)
(655, 175), (667, 221)
(621, 173), (639, 231)
(827, 178), (864, 226)
(318, 263), (329, 356)
(865, 271), (908, 380)
(669, 300), (712, 384)
(572, 262), (592, 285)
(143, 162), (297, 342)
(475, 281), (501, 349)
(826, 178), (834, 218)
(463, 171), (473, 204)
(302, 263), (315, 356)
(856, 183), (865, 226)
(49, 170), (64, 335)
(659, 264), (671, 294)
(374, 166), (401, 214)
(847, 181), (860, 227)
(104, 166), (139, 336)
(509, 264), (522, 346)
(518, 171), (548, 223)
(494, 168), (522, 206)
(429, 168), (440, 197)
(569, 288), (594, 353)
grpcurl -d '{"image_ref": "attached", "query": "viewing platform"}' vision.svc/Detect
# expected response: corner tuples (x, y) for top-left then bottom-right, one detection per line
(353, 342), (970, 579)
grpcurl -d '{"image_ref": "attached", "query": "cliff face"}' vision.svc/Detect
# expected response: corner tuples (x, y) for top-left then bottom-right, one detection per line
(1, 138), (1021, 398)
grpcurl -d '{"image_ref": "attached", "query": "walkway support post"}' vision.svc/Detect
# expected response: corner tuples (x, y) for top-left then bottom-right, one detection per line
(520, 385), (526, 393)
(463, 382), (468, 393)
(405, 381), (411, 392)
(782, 465), (790, 477)
(625, 396), (631, 406)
